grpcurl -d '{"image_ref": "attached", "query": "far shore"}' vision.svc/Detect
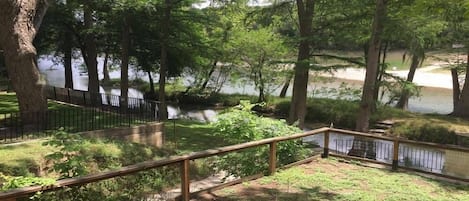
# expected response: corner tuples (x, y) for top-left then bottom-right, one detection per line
(321, 63), (454, 90)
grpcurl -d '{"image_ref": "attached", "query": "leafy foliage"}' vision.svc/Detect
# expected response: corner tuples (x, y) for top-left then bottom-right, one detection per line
(36, 129), (180, 200)
(391, 121), (458, 144)
(0, 173), (55, 191)
(211, 101), (308, 177)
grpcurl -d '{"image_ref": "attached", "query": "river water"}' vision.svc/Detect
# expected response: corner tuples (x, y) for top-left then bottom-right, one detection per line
(38, 57), (453, 115)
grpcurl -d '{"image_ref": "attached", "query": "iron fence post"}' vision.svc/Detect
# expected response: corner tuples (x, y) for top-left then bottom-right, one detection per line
(67, 88), (71, 102)
(53, 86), (57, 100)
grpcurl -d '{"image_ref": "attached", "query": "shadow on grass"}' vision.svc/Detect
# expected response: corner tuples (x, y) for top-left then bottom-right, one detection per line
(164, 120), (228, 153)
(198, 186), (337, 201)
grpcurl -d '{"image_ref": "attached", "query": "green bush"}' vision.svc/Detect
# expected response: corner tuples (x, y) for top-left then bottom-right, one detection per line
(211, 101), (308, 177)
(275, 98), (359, 129)
(391, 121), (458, 144)
(34, 130), (181, 200)
(0, 173), (55, 191)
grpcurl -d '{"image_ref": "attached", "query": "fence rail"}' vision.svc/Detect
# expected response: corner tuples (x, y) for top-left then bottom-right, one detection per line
(0, 86), (160, 142)
(0, 127), (468, 201)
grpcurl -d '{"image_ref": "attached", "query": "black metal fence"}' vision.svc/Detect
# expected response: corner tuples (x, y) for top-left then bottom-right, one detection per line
(332, 138), (445, 173)
(0, 87), (160, 143)
(44, 86), (158, 112)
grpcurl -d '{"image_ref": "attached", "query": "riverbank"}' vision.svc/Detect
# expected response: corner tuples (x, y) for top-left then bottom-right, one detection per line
(322, 63), (453, 89)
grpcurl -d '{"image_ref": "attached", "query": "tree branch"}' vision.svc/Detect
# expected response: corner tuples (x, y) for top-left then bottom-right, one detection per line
(33, 0), (49, 35)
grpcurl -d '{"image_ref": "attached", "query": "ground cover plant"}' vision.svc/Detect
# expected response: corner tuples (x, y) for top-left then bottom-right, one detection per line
(198, 158), (469, 201)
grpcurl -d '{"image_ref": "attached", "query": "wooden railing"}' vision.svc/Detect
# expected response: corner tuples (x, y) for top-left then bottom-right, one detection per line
(1, 127), (468, 201)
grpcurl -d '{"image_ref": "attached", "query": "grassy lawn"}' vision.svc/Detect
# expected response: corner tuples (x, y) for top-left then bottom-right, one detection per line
(0, 93), (154, 136)
(0, 120), (221, 177)
(198, 158), (469, 201)
(163, 120), (227, 153)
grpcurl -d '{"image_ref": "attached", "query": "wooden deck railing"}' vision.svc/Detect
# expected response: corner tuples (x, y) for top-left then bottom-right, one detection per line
(1, 127), (468, 201)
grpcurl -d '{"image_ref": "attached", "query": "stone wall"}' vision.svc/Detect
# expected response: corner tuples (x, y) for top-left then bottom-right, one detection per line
(80, 122), (164, 147)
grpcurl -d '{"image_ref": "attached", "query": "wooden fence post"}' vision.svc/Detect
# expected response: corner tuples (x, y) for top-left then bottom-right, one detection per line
(322, 130), (330, 158)
(269, 142), (277, 175)
(181, 159), (190, 201)
(392, 139), (399, 170)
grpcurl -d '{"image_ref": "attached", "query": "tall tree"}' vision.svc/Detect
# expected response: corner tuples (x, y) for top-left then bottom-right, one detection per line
(120, 15), (130, 110)
(158, 0), (171, 121)
(231, 28), (287, 102)
(288, 0), (315, 129)
(82, 2), (100, 105)
(355, 0), (388, 132)
(0, 0), (49, 123)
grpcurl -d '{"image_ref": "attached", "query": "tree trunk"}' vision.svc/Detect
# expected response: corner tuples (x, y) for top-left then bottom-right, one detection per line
(200, 61), (217, 92)
(147, 71), (155, 96)
(258, 71), (266, 103)
(350, 0), (387, 159)
(396, 54), (420, 110)
(0, 0), (49, 124)
(451, 68), (461, 113)
(64, 30), (73, 89)
(102, 50), (110, 83)
(120, 16), (130, 111)
(279, 73), (292, 98)
(158, 0), (171, 121)
(373, 42), (387, 108)
(355, 0), (387, 132)
(453, 49), (469, 117)
(83, 5), (100, 106)
(288, 0), (315, 129)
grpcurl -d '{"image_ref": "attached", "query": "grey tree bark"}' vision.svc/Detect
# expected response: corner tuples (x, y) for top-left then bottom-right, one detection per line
(355, 0), (387, 132)
(288, 0), (315, 129)
(396, 54), (420, 110)
(64, 30), (73, 89)
(83, 4), (100, 105)
(453, 49), (469, 117)
(120, 16), (130, 111)
(158, 0), (171, 121)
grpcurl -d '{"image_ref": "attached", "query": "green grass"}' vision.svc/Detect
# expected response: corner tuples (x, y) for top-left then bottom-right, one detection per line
(163, 120), (228, 153)
(0, 141), (55, 176)
(0, 93), (154, 135)
(203, 158), (469, 201)
(0, 119), (221, 177)
(0, 138), (169, 177)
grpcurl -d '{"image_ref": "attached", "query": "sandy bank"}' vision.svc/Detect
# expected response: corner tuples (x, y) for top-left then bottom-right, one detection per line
(322, 65), (453, 89)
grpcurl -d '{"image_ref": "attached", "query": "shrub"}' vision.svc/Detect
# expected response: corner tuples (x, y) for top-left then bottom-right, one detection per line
(275, 98), (359, 129)
(391, 121), (458, 144)
(35, 129), (182, 200)
(211, 101), (308, 177)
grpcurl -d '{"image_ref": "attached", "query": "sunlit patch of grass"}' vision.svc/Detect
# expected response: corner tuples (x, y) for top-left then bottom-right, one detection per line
(0, 140), (55, 176)
(207, 158), (469, 201)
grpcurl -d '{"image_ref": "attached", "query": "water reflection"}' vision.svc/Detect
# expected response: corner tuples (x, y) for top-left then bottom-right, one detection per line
(38, 57), (453, 114)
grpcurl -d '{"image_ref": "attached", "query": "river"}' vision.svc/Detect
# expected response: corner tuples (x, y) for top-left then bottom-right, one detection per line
(38, 57), (454, 115)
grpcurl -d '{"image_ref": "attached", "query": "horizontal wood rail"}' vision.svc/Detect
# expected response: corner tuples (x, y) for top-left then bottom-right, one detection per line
(1, 126), (468, 201)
